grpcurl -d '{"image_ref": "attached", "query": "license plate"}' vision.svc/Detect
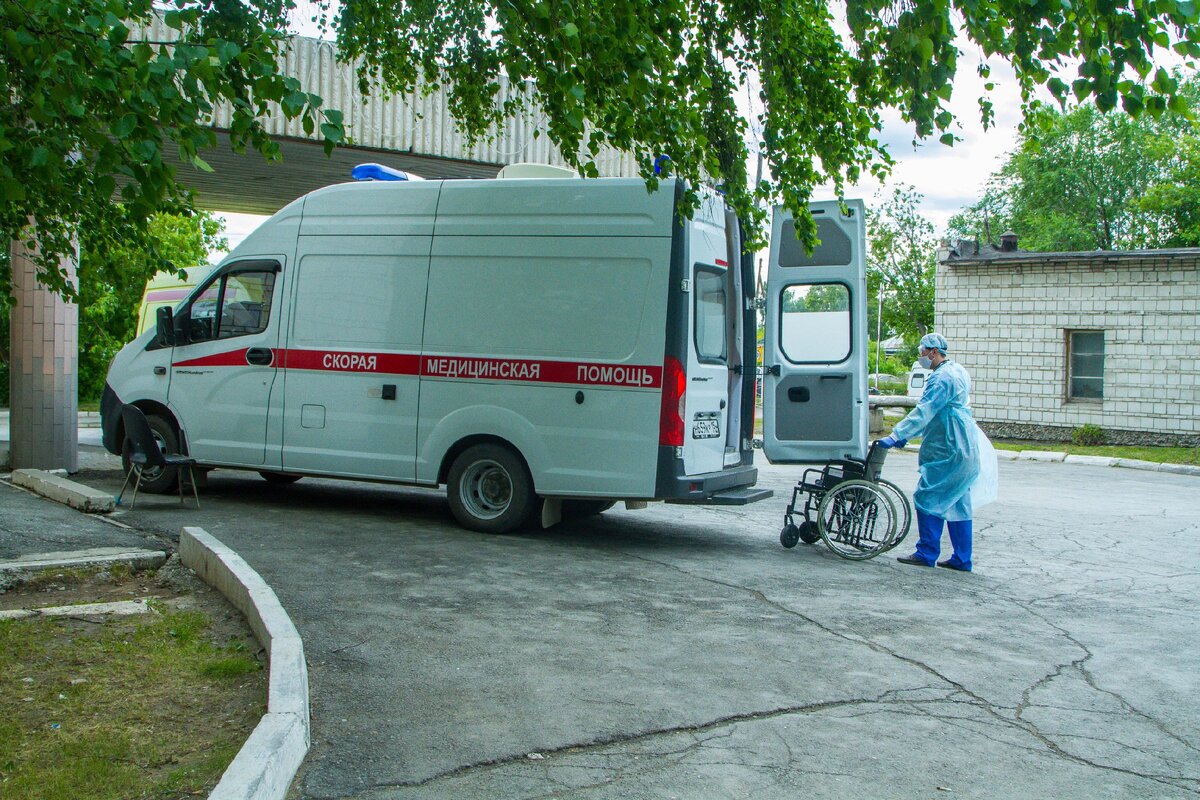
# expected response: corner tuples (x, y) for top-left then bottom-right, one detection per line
(692, 419), (721, 439)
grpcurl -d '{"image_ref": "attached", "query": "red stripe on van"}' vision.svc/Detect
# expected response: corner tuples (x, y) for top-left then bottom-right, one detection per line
(422, 356), (662, 388)
(715, 258), (728, 267)
(173, 347), (663, 388)
(173, 349), (253, 368)
(284, 349), (421, 375)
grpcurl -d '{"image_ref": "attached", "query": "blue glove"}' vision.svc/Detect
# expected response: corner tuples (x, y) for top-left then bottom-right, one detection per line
(877, 435), (907, 449)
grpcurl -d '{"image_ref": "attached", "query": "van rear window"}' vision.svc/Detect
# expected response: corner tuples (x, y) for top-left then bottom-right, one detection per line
(778, 283), (850, 364)
(693, 266), (728, 363)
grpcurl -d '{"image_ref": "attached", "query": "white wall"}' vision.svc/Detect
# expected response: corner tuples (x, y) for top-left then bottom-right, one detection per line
(936, 252), (1200, 441)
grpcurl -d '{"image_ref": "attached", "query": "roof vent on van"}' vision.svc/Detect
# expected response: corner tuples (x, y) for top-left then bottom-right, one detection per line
(351, 163), (425, 181)
(496, 163), (579, 179)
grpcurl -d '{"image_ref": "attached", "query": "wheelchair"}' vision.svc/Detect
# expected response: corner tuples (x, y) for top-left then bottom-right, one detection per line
(778, 442), (912, 560)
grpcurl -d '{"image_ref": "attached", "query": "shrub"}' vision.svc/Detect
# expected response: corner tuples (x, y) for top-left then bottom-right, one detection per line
(1072, 424), (1106, 446)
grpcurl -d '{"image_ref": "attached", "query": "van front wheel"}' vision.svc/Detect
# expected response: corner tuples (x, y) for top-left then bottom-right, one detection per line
(447, 444), (535, 534)
(121, 413), (179, 494)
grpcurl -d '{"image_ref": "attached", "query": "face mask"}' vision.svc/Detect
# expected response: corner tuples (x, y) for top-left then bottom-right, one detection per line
(918, 355), (933, 370)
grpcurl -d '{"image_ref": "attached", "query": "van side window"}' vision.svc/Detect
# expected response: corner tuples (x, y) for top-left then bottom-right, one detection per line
(187, 268), (277, 343)
(694, 265), (728, 363)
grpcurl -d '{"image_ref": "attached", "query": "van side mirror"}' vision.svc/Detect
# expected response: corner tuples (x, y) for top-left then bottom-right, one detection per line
(155, 307), (176, 347)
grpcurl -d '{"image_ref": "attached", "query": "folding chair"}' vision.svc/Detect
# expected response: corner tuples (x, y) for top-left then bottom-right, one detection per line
(116, 404), (200, 509)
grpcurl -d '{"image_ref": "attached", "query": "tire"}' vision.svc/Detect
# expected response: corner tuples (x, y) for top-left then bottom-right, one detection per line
(260, 471), (303, 485)
(562, 500), (616, 519)
(780, 524), (801, 548)
(121, 412), (180, 494)
(816, 479), (897, 560)
(876, 479), (912, 550)
(446, 444), (536, 534)
(798, 520), (821, 544)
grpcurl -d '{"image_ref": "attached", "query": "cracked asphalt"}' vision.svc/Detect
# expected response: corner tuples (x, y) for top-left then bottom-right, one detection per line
(47, 448), (1200, 798)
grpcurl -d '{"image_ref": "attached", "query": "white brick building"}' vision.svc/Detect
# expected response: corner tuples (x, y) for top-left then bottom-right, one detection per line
(936, 241), (1200, 446)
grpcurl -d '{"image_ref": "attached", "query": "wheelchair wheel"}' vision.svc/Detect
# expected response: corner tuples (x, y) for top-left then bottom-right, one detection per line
(876, 479), (913, 550)
(816, 479), (898, 560)
(780, 524), (801, 548)
(798, 520), (821, 544)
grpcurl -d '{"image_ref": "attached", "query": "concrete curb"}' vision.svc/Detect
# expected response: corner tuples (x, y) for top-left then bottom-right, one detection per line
(887, 445), (1198, 476)
(0, 547), (168, 576)
(179, 527), (309, 800)
(1016, 450), (1067, 462)
(1063, 454), (1118, 468)
(11, 468), (115, 512)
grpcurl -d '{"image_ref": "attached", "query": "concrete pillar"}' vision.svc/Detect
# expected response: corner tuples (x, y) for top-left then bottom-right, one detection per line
(869, 405), (884, 434)
(8, 233), (79, 472)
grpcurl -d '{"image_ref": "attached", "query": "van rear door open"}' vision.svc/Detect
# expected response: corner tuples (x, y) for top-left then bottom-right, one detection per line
(682, 194), (737, 475)
(761, 201), (868, 464)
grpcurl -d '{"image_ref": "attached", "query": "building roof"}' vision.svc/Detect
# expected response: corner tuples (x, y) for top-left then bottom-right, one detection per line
(938, 238), (1200, 267)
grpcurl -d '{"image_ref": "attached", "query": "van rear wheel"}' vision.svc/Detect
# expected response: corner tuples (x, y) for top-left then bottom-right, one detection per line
(447, 444), (535, 534)
(120, 413), (179, 494)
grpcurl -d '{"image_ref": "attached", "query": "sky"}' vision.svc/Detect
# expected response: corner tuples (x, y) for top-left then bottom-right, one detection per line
(812, 54), (1027, 231)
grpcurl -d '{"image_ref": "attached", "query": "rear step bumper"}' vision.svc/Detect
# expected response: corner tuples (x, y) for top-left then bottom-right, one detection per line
(668, 486), (774, 506)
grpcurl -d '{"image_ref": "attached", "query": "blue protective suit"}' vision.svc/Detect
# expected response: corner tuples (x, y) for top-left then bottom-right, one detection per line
(891, 360), (997, 522)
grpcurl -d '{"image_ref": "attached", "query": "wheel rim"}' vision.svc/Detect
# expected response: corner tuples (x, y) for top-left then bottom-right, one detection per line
(131, 429), (169, 482)
(459, 459), (513, 520)
(818, 482), (896, 560)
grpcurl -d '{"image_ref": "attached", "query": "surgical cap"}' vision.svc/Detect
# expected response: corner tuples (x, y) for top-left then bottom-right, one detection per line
(920, 333), (949, 354)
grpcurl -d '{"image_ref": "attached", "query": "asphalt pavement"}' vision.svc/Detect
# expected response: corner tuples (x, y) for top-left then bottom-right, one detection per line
(4, 444), (1198, 799)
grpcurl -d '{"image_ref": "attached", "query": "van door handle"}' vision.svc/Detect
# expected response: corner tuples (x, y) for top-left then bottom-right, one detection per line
(246, 347), (274, 366)
(820, 374), (848, 380)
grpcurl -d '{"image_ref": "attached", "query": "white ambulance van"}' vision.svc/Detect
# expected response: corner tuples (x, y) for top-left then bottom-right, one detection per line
(101, 173), (868, 532)
(907, 361), (932, 398)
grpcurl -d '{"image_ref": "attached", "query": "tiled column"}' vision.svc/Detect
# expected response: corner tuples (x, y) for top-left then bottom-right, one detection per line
(8, 232), (79, 472)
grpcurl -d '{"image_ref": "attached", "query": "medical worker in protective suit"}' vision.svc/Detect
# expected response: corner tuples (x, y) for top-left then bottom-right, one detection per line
(876, 333), (998, 571)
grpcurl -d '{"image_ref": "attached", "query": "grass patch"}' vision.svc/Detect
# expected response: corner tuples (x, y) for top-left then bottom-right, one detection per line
(991, 441), (1200, 465)
(20, 563), (132, 591)
(0, 607), (264, 799)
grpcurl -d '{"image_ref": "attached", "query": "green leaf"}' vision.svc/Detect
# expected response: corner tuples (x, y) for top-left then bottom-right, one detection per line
(113, 114), (137, 138)
(30, 146), (49, 167)
(191, 155), (214, 173)
(939, 133), (955, 146)
(562, 22), (579, 38)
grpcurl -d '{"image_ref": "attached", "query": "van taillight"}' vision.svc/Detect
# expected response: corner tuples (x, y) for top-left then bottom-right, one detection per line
(659, 356), (686, 446)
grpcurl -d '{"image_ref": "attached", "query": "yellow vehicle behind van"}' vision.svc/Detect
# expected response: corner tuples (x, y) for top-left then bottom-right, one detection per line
(135, 267), (213, 336)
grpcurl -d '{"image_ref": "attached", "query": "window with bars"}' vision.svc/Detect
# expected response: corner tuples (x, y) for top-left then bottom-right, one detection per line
(1067, 330), (1105, 401)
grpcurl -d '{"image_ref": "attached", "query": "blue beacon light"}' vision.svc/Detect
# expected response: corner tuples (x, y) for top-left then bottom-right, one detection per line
(351, 163), (413, 181)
